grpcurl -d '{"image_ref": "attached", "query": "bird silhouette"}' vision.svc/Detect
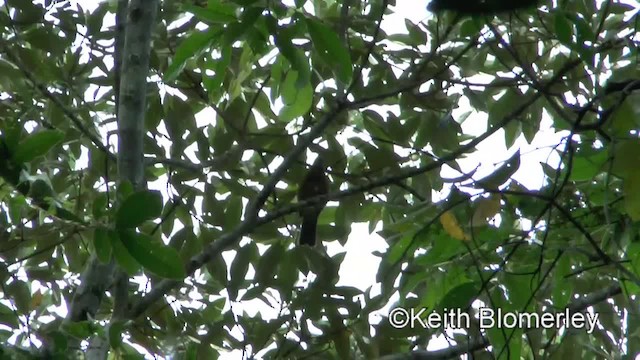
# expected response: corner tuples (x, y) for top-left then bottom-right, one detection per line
(297, 157), (329, 246)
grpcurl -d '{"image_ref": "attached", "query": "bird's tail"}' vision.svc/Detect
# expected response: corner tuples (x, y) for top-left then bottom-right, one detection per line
(299, 214), (318, 246)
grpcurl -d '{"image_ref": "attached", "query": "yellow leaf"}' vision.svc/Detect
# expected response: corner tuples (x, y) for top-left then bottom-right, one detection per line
(440, 211), (469, 241)
(30, 290), (43, 310)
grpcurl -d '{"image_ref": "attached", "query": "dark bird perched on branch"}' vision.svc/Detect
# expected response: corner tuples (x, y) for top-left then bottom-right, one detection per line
(297, 157), (329, 246)
(427, 0), (540, 15)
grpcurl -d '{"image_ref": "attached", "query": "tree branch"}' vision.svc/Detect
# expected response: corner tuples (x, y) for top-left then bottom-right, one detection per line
(128, 58), (581, 319)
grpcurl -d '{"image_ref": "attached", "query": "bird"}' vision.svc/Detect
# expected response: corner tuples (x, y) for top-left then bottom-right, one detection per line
(297, 156), (329, 246)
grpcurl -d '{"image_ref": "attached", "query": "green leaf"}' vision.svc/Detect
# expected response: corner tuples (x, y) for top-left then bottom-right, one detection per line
(108, 321), (125, 349)
(475, 150), (521, 190)
(459, 18), (482, 38)
(406, 19), (428, 45)
(13, 130), (64, 163)
(416, 112), (462, 158)
(6, 280), (31, 314)
(252, 90), (277, 121)
(552, 255), (573, 309)
(611, 139), (640, 179)
(305, 17), (353, 85)
(111, 231), (141, 275)
(623, 170), (640, 221)
(119, 231), (186, 279)
(0, 302), (20, 327)
(554, 12), (573, 45)
(196, 129), (211, 161)
(266, 16), (310, 87)
(279, 71), (313, 121)
(54, 206), (86, 224)
(0, 57), (22, 91)
(178, 228), (202, 263)
(86, 2), (109, 35)
(61, 321), (97, 340)
(117, 181), (134, 201)
(93, 226), (112, 263)
(276, 251), (300, 301)
(608, 98), (640, 136)
(571, 14), (595, 43)
(414, 232), (464, 265)
(164, 29), (220, 82)
(92, 192), (109, 219)
(570, 151), (607, 181)
(488, 89), (524, 129)
(362, 110), (392, 142)
(503, 118), (522, 148)
(205, 251), (228, 287)
(256, 243), (285, 285)
(24, 27), (65, 55)
(224, 195), (243, 229)
(145, 93), (164, 131)
(204, 45), (232, 98)
(8, 1), (44, 25)
(228, 243), (256, 299)
(183, 4), (236, 24)
(435, 281), (479, 311)
(239, 6), (263, 28)
(115, 190), (163, 229)
(385, 232), (416, 265)
(28, 177), (55, 203)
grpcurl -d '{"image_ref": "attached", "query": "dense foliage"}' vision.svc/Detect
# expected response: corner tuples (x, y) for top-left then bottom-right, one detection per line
(0, 0), (639, 359)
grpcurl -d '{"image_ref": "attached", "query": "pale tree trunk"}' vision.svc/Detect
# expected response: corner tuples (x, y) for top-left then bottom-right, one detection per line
(63, 1), (158, 359)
